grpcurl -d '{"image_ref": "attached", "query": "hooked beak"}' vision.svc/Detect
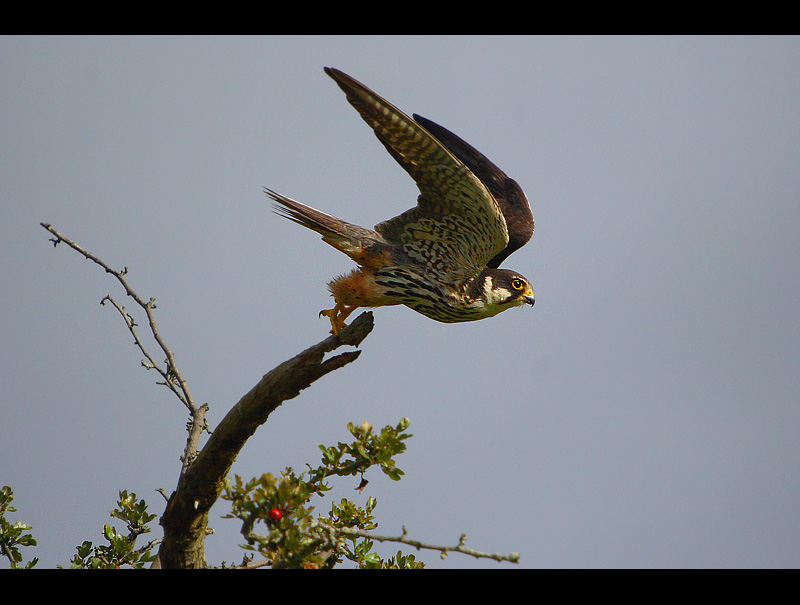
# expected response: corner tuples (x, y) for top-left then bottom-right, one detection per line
(523, 287), (535, 307)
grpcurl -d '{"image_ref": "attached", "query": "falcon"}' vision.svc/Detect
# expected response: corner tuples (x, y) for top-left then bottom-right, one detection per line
(267, 67), (535, 334)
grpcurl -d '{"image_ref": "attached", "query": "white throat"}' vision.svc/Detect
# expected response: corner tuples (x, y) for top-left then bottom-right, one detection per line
(481, 275), (512, 307)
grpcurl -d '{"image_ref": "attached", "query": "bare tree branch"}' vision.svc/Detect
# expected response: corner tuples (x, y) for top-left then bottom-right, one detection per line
(40, 222), (207, 476)
(41, 221), (375, 568)
(41, 223), (195, 411)
(158, 312), (374, 568)
(312, 519), (520, 565)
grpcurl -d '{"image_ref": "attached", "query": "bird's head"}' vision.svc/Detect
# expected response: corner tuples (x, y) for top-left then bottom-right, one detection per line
(473, 267), (535, 315)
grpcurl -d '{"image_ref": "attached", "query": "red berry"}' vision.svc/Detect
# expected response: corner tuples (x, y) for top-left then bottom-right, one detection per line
(269, 508), (283, 521)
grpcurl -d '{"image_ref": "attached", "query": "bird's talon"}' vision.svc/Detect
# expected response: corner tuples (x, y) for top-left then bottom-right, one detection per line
(319, 303), (356, 335)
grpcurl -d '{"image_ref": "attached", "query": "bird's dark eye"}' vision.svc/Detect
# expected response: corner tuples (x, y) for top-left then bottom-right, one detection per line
(511, 278), (524, 290)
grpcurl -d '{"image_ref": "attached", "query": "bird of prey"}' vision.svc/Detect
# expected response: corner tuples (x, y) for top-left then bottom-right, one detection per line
(267, 67), (535, 334)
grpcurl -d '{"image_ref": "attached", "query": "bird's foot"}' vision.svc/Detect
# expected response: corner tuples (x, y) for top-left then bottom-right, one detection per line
(319, 303), (358, 335)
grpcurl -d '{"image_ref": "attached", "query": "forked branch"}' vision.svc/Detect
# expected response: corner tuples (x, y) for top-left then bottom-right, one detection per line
(158, 312), (373, 568)
(40, 222), (206, 475)
(41, 221), (374, 568)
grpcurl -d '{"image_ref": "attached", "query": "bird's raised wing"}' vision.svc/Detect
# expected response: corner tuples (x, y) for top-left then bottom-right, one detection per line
(411, 114), (533, 269)
(324, 67), (509, 284)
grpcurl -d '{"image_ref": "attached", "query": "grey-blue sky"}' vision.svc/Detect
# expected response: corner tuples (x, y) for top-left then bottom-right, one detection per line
(2, 35), (799, 568)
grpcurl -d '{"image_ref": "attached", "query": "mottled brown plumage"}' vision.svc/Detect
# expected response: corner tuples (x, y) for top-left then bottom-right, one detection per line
(267, 67), (535, 333)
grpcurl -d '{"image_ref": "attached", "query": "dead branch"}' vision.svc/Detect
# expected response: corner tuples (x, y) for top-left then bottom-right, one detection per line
(41, 221), (374, 568)
(41, 222), (207, 476)
(158, 312), (373, 568)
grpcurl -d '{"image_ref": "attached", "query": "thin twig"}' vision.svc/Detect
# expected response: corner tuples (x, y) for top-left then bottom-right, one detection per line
(313, 518), (520, 564)
(100, 294), (189, 409)
(40, 222), (195, 411)
(40, 222), (204, 475)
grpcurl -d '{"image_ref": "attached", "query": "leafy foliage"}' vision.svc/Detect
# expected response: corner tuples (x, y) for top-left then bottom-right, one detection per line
(222, 417), (424, 568)
(0, 486), (38, 568)
(67, 490), (158, 569)
(5, 417), (513, 567)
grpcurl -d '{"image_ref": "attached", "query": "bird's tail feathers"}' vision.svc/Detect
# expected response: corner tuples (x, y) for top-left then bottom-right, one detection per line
(266, 188), (385, 263)
(266, 188), (345, 238)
